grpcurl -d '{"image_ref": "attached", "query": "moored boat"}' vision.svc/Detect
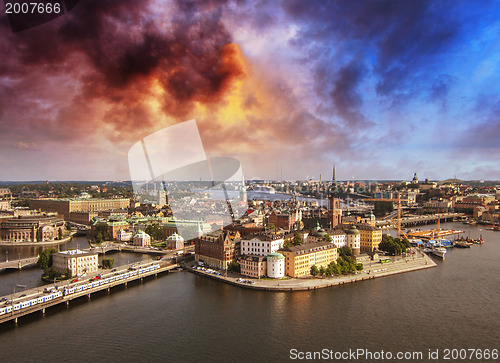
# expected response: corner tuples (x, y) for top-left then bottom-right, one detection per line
(431, 246), (447, 259)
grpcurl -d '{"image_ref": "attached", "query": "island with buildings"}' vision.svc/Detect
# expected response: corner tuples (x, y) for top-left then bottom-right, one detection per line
(1, 174), (497, 290)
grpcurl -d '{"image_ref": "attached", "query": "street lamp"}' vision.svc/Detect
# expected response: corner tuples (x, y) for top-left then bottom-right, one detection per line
(11, 284), (27, 315)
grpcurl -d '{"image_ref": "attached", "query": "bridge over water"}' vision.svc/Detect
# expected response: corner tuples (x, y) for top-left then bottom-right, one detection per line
(0, 257), (39, 271)
(376, 213), (465, 228)
(0, 261), (179, 325)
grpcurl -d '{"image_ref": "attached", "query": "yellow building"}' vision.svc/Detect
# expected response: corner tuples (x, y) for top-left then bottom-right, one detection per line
(280, 242), (338, 278)
(357, 223), (382, 252)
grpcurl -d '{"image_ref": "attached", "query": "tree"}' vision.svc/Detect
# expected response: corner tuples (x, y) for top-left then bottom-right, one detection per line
(145, 223), (163, 241)
(36, 228), (42, 242)
(374, 201), (394, 217)
(102, 258), (114, 269)
(93, 222), (111, 242)
(267, 223), (276, 230)
(58, 228), (63, 240)
(310, 265), (319, 277)
(293, 233), (303, 245)
(228, 261), (240, 272)
(36, 248), (56, 272)
(319, 266), (326, 276)
(338, 246), (353, 258)
(379, 234), (410, 255)
(322, 234), (333, 243)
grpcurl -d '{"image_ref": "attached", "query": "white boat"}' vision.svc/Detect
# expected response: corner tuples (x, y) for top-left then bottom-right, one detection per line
(431, 246), (446, 259)
(252, 186), (276, 194)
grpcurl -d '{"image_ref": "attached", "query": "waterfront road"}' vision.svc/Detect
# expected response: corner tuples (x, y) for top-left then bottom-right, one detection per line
(187, 250), (437, 291)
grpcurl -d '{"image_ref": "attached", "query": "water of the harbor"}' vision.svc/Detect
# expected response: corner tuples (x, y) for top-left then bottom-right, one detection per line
(0, 222), (499, 362)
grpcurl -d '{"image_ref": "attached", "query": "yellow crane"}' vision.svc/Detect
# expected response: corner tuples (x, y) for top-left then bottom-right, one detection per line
(365, 193), (405, 239)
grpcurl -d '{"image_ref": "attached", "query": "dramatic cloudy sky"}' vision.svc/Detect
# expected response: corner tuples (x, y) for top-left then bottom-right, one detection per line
(1, 0), (499, 181)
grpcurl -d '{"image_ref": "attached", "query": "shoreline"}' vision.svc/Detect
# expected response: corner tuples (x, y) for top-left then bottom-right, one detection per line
(186, 253), (437, 291)
(0, 233), (74, 247)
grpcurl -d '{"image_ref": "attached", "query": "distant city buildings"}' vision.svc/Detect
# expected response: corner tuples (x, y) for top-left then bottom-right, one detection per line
(31, 198), (130, 223)
(0, 214), (65, 242)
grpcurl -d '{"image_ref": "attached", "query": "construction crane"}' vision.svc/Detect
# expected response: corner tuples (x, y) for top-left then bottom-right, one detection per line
(364, 193), (404, 239)
(485, 208), (500, 231)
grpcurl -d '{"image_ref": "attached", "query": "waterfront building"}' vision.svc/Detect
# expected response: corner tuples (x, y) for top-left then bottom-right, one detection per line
(133, 231), (151, 247)
(280, 242), (338, 278)
(357, 224), (382, 252)
(52, 249), (98, 277)
(241, 233), (285, 257)
(166, 232), (184, 250)
(31, 198), (131, 221)
(266, 252), (285, 278)
(423, 199), (452, 211)
(117, 228), (133, 242)
(240, 255), (266, 278)
(194, 230), (241, 270)
(0, 214), (65, 242)
(345, 225), (361, 255)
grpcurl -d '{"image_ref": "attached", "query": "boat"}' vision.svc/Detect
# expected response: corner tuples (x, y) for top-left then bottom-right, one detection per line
(251, 186), (276, 194)
(430, 246), (447, 259)
(454, 241), (471, 248)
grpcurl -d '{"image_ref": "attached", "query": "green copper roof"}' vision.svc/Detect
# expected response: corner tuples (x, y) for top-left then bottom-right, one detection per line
(267, 252), (285, 259)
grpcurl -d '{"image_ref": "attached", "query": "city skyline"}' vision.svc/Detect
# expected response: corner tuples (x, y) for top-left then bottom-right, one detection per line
(1, 1), (500, 181)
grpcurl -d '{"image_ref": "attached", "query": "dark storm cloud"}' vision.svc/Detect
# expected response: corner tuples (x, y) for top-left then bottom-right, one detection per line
(0, 0), (243, 140)
(315, 59), (368, 128)
(282, 0), (461, 110)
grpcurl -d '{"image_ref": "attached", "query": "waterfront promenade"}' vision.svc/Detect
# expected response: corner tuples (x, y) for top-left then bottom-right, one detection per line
(187, 251), (437, 291)
(0, 233), (75, 247)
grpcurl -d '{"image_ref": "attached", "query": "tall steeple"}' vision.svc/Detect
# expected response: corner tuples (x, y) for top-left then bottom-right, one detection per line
(332, 164), (336, 184)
